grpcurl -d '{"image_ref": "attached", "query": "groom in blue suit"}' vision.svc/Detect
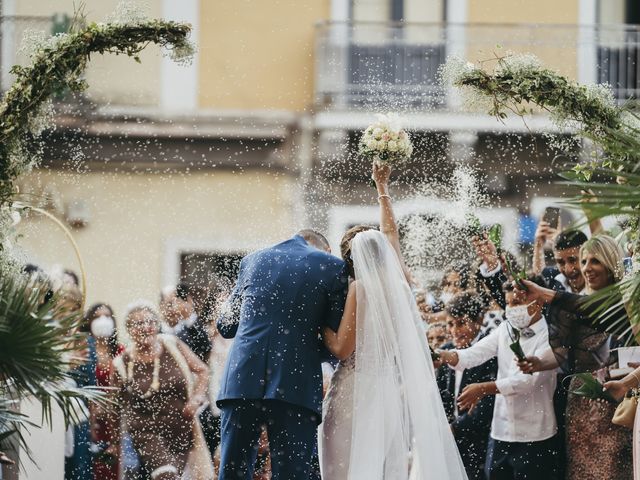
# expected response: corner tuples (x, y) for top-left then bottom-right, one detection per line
(216, 230), (348, 480)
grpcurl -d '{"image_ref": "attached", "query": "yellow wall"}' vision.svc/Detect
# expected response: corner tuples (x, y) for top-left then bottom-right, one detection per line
(17, 169), (296, 316)
(468, 0), (578, 24)
(198, 0), (329, 111)
(466, 0), (580, 80)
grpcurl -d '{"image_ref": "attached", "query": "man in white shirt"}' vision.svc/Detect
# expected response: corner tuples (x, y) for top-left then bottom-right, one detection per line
(437, 276), (559, 479)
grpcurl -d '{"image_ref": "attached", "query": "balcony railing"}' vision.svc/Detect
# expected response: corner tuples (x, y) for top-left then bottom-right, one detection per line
(315, 21), (640, 110)
(597, 28), (640, 101)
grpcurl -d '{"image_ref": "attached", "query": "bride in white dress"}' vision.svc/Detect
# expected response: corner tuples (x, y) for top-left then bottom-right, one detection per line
(319, 164), (468, 480)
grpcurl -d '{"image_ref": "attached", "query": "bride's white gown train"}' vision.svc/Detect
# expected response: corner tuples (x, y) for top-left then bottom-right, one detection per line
(319, 230), (468, 480)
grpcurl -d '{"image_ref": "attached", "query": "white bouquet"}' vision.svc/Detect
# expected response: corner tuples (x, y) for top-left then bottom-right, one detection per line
(358, 113), (413, 166)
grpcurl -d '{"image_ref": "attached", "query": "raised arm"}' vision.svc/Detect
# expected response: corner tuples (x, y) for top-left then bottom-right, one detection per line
(322, 281), (357, 360)
(473, 233), (507, 309)
(532, 221), (555, 275)
(372, 163), (414, 285)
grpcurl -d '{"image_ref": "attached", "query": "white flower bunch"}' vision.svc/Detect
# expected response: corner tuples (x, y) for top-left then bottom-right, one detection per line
(439, 56), (494, 112)
(494, 53), (542, 76)
(166, 40), (197, 66)
(438, 55), (476, 87)
(358, 113), (413, 165)
(107, 1), (150, 25)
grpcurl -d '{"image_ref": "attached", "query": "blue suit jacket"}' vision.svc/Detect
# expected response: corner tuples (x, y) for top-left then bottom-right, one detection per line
(216, 235), (348, 417)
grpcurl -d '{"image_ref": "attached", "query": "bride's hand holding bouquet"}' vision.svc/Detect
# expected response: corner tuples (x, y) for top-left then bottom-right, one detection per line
(372, 162), (391, 195)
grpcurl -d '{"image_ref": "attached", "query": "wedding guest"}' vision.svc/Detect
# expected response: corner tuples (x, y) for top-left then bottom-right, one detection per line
(160, 283), (217, 466)
(533, 228), (588, 294)
(83, 304), (123, 480)
(475, 230), (580, 478)
(437, 276), (559, 479)
(109, 302), (210, 480)
(435, 292), (496, 480)
(160, 283), (212, 363)
(604, 364), (640, 480)
(201, 284), (234, 470)
(63, 285), (96, 480)
(518, 235), (632, 479)
(438, 263), (471, 307)
(427, 322), (450, 350)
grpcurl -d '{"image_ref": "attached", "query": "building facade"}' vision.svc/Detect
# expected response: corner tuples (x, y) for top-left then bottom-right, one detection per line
(1, 0), (637, 312)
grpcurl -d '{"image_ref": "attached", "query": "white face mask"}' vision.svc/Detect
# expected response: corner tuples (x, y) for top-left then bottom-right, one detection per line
(505, 302), (536, 329)
(440, 292), (455, 305)
(91, 315), (115, 338)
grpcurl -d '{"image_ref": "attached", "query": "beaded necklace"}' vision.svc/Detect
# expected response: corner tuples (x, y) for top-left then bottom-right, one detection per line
(126, 341), (161, 399)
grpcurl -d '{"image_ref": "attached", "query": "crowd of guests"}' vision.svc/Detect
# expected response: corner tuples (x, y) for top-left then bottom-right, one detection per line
(21, 205), (637, 480)
(417, 216), (637, 479)
(18, 268), (240, 480)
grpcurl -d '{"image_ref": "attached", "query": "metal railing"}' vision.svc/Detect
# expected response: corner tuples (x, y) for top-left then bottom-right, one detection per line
(597, 27), (640, 102)
(315, 21), (640, 110)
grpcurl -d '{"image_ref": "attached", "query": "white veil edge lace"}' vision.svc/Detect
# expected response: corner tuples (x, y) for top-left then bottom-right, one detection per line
(348, 230), (468, 480)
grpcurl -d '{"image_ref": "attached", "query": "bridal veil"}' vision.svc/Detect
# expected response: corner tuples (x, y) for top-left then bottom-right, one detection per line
(348, 230), (467, 479)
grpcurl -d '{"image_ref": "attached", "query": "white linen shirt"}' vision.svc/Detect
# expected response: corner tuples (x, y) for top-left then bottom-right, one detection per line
(452, 317), (557, 443)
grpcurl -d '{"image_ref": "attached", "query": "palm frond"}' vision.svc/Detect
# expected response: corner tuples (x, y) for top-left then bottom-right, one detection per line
(0, 274), (108, 460)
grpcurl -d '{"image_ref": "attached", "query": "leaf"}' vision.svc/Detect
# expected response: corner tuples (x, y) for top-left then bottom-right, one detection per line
(488, 224), (502, 251)
(566, 372), (617, 403)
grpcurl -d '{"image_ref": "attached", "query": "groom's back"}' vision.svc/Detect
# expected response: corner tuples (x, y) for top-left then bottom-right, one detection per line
(217, 235), (348, 416)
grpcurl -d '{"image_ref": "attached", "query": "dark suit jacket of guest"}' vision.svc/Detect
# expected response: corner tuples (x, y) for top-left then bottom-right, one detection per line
(216, 235), (348, 418)
(177, 316), (212, 364)
(436, 338), (497, 480)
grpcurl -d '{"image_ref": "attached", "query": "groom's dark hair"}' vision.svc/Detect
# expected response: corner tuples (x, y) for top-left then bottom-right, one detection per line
(298, 229), (330, 251)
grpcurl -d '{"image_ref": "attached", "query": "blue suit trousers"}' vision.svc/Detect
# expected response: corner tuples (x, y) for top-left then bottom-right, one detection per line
(219, 399), (320, 480)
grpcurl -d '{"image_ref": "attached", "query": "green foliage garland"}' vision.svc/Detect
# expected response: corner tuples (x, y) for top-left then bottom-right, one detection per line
(0, 19), (193, 207)
(443, 53), (640, 344)
(0, 12), (194, 462)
